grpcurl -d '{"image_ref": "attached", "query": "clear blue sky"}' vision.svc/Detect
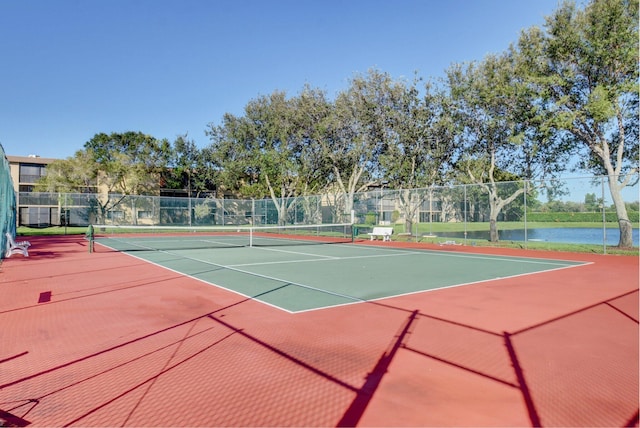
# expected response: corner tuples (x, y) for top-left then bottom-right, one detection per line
(1, 0), (562, 159)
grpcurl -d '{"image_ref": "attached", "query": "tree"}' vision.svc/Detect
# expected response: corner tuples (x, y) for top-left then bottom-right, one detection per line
(319, 69), (403, 222)
(289, 86), (336, 223)
(34, 150), (99, 225)
(35, 150), (98, 194)
(84, 131), (171, 193)
(289, 85), (335, 195)
(447, 50), (567, 241)
(522, 0), (639, 247)
(584, 192), (604, 212)
(206, 91), (316, 225)
(379, 77), (458, 232)
(164, 134), (218, 193)
(82, 132), (170, 223)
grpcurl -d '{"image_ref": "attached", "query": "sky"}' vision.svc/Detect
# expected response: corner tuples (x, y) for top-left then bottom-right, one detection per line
(0, 0), (563, 160)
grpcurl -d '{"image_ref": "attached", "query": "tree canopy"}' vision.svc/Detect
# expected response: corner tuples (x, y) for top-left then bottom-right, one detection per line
(519, 0), (639, 246)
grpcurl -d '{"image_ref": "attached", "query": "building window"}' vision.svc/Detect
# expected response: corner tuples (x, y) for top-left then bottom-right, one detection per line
(107, 211), (124, 220)
(19, 164), (46, 184)
(19, 207), (51, 227)
(137, 211), (152, 219)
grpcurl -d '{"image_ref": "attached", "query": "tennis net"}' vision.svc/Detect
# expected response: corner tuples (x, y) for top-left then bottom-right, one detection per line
(91, 223), (354, 251)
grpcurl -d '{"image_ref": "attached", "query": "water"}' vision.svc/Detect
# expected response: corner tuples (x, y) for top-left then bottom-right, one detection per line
(441, 227), (639, 246)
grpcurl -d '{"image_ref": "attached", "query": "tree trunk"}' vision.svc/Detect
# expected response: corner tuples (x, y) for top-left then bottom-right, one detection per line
(399, 189), (419, 235)
(618, 218), (634, 248)
(489, 217), (499, 242)
(404, 219), (413, 234)
(488, 193), (501, 242)
(275, 198), (289, 226)
(608, 179), (634, 248)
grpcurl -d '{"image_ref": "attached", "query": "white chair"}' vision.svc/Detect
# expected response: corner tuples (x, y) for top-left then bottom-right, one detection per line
(5, 232), (30, 258)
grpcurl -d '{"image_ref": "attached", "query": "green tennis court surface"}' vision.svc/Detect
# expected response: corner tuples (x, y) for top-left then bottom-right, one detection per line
(96, 235), (587, 313)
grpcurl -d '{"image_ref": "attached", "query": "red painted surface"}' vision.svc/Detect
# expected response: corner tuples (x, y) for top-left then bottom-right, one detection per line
(0, 235), (637, 427)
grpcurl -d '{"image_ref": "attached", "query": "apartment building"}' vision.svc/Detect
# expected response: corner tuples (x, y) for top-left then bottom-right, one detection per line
(7, 155), (61, 226)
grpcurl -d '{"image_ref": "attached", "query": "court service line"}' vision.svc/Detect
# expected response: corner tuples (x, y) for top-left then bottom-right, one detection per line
(228, 250), (414, 267)
(251, 246), (340, 259)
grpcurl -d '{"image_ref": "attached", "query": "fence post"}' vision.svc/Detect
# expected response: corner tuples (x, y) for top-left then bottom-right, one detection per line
(601, 177), (607, 255)
(524, 180), (528, 250)
(464, 184), (468, 245)
(86, 224), (94, 253)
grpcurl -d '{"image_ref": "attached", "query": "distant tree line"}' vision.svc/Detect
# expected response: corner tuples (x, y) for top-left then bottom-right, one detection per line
(534, 193), (638, 213)
(37, 0), (638, 247)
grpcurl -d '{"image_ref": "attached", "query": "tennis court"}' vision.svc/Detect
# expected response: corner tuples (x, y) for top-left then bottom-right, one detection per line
(95, 227), (586, 313)
(0, 233), (637, 427)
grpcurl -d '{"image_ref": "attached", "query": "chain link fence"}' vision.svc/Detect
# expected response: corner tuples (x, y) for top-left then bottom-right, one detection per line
(16, 175), (639, 249)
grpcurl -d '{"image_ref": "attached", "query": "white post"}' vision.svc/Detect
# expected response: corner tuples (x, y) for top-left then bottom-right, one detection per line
(524, 180), (528, 249)
(601, 177), (606, 255)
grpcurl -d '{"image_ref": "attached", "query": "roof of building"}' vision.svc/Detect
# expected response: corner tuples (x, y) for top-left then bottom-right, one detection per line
(7, 155), (59, 164)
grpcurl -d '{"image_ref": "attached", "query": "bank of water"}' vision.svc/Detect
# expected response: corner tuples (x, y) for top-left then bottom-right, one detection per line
(441, 227), (639, 246)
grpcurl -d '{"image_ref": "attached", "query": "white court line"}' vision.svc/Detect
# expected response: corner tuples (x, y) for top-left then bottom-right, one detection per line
(230, 248), (586, 268)
(229, 251), (413, 267)
(251, 245), (340, 259)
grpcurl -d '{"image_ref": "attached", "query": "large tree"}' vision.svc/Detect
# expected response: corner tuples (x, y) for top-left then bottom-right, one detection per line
(522, 0), (639, 247)
(84, 131), (171, 195)
(206, 91), (322, 225)
(379, 77), (457, 233)
(163, 134), (218, 197)
(447, 49), (568, 242)
(84, 131), (170, 223)
(288, 86), (336, 223)
(35, 150), (98, 194)
(320, 69), (404, 222)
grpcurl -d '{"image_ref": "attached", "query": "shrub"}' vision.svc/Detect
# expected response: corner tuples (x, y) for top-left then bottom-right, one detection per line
(527, 211), (639, 223)
(364, 212), (377, 225)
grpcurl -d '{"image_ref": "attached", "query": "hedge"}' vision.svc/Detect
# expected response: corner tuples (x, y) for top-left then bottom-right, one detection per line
(527, 211), (639, 223)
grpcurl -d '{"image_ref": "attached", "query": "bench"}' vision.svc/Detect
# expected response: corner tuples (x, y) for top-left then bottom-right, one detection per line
(439, 240), (462, 246)
(5, 232), (30, 258)
(368, 227), (393, 242)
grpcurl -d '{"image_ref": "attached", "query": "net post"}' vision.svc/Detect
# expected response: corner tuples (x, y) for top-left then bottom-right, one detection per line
(85, 224), (94, 253)
(249, 227), (253, 247)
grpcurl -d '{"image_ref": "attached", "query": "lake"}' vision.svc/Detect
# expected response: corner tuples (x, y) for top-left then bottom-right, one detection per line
(441, 227), (639, 246)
